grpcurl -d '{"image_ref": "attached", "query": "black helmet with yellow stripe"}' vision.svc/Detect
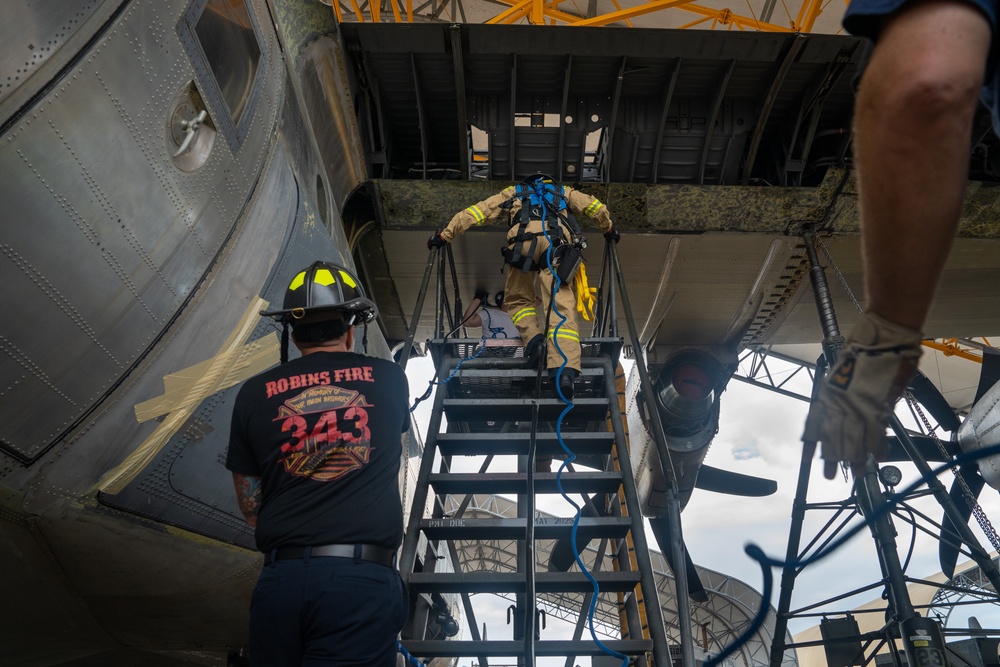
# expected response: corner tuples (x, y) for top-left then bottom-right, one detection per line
(262, 261), (377, 326)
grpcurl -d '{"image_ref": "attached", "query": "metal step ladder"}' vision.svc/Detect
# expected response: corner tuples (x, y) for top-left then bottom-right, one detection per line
(398, 337), (671, 667)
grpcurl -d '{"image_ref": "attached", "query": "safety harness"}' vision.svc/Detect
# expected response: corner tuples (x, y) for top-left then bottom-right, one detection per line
(501, 177), (585, 275)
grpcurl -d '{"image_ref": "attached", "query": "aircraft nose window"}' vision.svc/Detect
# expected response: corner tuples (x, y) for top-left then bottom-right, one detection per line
(193, 0), (261, 128)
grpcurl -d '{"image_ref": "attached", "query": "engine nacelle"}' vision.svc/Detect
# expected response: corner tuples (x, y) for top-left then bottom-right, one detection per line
(956, 379), (1000, 490)
(628, 350), (727, 515)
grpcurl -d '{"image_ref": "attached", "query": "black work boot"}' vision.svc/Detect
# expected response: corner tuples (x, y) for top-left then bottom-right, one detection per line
(524, 334), (545, 368)
(549, 367), (579, 401)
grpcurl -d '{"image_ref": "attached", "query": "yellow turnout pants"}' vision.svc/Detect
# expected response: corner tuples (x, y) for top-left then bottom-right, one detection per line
(504, 219), (582, 372)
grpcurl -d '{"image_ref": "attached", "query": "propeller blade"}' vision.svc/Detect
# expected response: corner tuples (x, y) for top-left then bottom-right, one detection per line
(649, 516), (708, 603)
(549, 510), (711, 604)
(695, 465), (777, 497)
(907, 370), (960, 432)
(547, 494), (599, 573)
(938, 465), (986, 579)
(883, 433), (956, 463)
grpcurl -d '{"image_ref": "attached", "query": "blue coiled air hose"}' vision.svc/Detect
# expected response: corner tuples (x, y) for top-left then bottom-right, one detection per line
(540, 224), (629, 667)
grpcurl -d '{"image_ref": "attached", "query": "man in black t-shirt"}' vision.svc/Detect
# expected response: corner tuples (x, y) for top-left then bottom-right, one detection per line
(226, 261), (409, 666)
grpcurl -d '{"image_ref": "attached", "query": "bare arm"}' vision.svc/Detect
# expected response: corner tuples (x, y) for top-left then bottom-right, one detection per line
(232, 472), (262, 526)
(462, 297), (484, 328)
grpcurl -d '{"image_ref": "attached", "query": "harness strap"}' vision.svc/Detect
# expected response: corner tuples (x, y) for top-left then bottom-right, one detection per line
(502, 183), (575, 273)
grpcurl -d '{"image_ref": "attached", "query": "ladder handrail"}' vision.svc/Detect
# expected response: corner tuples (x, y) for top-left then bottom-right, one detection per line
(593, 238), (619, 339)
(606, 242), (697, 667)
(399, 245), (467, 371)
(398, 248), (438, 372)
(599, 356), (673, 667)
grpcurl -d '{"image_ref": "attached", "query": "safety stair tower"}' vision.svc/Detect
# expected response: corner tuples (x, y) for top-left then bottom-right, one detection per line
(768, 231), (1000, 667)
(398, 337), (672, 667)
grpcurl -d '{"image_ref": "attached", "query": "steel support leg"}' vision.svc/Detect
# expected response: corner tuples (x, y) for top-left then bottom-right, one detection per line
(778, 232), (942, 664)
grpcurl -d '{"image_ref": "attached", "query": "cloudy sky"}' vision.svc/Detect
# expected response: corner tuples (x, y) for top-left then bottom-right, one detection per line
(404, 351), (1000, 666)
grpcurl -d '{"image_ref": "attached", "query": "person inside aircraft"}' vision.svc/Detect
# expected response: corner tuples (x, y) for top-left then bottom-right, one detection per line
(804, 0), (998, 479)
(226, 261), (409, 666)
(461, 290), (520, 354)
(429, 174), (620, 399)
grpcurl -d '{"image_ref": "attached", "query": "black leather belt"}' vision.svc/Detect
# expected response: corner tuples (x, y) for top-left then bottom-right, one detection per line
(265, 543), (396, 567)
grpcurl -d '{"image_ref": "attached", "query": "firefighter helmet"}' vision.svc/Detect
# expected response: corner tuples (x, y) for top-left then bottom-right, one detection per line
(261, 261), (377, 325)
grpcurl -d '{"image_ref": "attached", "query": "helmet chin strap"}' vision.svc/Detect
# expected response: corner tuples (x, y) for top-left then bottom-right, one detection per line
(280, 321), (290, 364)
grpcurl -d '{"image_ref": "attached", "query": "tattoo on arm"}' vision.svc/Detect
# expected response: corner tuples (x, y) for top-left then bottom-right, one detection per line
(232, 473), (262, 526)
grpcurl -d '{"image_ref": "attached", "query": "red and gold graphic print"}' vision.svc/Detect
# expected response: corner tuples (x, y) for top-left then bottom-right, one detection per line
(274, 385), (373, 481)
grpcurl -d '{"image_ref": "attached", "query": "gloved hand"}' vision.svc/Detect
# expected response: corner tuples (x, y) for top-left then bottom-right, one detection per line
(473, 289), (489, 304)
(801, 312), (923, 479)
(604, 228), (621, 244)
(427, 233), (447, 250)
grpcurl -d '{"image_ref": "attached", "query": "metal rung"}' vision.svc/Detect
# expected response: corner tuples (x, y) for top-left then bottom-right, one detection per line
(429, 471), (622, 495)
(401, 639), (653, 657)
(450, 367), (604, 380)
(436, 431), (616, 457)
(419, 517), (631, 540)
(407, 570), (641, 593)
(442, 398), (609, 421)
(401, 261), (670, 667)
(429, 338), (624, 368)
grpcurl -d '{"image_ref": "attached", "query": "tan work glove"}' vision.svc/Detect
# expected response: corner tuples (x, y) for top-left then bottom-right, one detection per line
(802, 312), (923, 479)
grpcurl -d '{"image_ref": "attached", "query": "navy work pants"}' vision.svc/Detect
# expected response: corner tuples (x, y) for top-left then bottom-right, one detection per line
(249, 557), (408, 666)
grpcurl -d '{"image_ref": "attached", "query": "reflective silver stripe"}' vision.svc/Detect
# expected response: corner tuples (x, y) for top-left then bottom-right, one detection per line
(548, 328), (580, 341)
(584, 199), (603, 216)
(466, 205), (485, 224)
(511, 307), (536, 324)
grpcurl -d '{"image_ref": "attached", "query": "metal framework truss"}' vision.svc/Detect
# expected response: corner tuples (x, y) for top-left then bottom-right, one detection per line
(922, 337), (996, 366)
(734, 338), (998, 413)
(323, 0), (846, 32)
(441, 493), (795, 667)
(732, 346), (816, 404)
(927, 557), (1000, 627)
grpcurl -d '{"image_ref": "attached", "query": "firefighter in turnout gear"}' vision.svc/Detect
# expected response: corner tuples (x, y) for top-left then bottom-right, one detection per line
(428, 175), (618, 398)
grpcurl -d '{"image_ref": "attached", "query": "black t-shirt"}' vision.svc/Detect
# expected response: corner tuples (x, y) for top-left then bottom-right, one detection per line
(226, 351), (409, 552)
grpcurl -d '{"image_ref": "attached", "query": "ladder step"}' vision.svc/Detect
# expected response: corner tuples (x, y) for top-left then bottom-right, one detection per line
(419, 517), (631, 540)
(449, 367), (605, 380)
(407, 571), (641, 593)
(443, 367), (609, 400)
(429, 472), (622, 495)
(436, 431), (616, 457)
(429, 338), (623, 369)
(443, 398), (609, 422)
(401, 639), (653, 657)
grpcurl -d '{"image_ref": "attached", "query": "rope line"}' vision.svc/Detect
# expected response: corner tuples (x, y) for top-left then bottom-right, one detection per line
(409, 331), (487, 413)
(397, 640), (424, 666)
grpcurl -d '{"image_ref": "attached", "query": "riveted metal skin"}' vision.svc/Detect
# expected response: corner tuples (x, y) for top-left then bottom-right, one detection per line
(2, 2), (1000, 663)
(0, 1), (407, 663)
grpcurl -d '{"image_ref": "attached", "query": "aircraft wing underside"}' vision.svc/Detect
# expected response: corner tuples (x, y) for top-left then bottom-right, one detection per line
(1, 4), (998, 664)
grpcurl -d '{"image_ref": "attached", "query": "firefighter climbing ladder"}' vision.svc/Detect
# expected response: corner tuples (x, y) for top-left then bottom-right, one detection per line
(396, 243), (679, 666)
(398, 338), (670, 666)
